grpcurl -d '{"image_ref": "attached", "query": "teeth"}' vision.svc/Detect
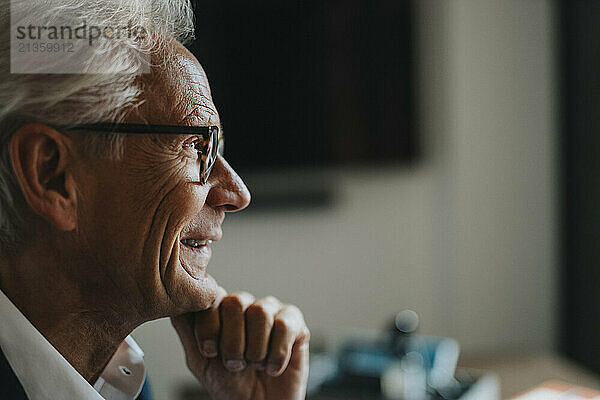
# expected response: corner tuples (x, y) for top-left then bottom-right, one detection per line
(181, 239), (212, 248)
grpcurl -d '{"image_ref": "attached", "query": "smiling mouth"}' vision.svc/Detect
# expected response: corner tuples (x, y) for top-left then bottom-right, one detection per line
(179, 238), (214, 279)
(180, 238), (213, 248)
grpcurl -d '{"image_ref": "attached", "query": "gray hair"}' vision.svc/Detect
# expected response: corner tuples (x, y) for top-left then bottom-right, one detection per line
(0, 0), (195, 251)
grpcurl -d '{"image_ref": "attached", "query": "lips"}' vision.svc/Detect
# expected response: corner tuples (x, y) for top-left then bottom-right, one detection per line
(178, 233), (220, 279)
(180, 238), (213, 248)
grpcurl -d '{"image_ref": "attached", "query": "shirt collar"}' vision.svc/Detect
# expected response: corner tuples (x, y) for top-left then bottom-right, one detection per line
(0, 289), (146, 400)
(93, 336), (146, 400)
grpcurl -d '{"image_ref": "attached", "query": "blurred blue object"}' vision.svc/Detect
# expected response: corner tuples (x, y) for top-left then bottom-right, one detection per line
(307, 310), (464, 399)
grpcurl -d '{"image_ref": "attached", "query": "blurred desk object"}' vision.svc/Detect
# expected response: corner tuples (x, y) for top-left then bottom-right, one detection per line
(307, 370), (498, 400)
(308, 311), (500, 399)
(177, 373), (498, 400)
(459, 352), (600, 399)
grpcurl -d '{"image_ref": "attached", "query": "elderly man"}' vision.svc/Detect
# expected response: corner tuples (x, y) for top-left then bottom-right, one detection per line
(0, 0), (309, 399)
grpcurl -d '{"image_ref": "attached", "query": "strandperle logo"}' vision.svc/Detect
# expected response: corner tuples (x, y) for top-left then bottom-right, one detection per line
(10, 1), (151, 74)
(14, 21), (148, 47)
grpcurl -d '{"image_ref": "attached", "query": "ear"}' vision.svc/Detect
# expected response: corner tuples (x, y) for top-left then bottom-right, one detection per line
(9, 122), (77, 232)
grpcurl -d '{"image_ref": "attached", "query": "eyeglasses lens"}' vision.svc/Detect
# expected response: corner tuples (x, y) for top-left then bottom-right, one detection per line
(201, 126), (220, 185)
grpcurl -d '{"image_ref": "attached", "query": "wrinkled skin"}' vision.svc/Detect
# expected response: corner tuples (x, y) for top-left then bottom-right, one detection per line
(1, 40), (309, 399)
(90, 42), (311, 398)
(172, 288), (309, 400)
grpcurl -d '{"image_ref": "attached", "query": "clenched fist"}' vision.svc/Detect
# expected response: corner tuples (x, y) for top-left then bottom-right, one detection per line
(171, 287), (310, 400)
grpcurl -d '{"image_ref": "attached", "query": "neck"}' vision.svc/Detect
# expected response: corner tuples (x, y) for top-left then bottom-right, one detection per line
(0, 247), (143, 383)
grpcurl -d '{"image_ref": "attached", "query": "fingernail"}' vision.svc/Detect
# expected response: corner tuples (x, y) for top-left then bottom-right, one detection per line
(225, 359), (246, 372)
(266, 362), (280, 376)
(201, 340), (217, 357)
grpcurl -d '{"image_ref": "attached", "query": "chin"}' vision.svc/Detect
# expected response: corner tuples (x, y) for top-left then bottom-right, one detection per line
(188, 272), (219, 311)
(162, 262), (219, 314)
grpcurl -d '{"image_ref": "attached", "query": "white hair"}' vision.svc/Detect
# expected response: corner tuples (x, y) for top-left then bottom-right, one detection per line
(0, 0), (195, 251)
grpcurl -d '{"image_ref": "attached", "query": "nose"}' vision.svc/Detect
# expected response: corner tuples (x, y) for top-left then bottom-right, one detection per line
(205, 156), (251, 212)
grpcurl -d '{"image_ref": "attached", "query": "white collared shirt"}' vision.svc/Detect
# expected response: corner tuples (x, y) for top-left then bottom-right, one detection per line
(0, 289), (146, 400)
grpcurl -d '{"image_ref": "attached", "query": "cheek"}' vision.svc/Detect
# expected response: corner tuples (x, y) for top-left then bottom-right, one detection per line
(122, 136), (203, 201)
(143, 182), (209, 261)
(123, 152), (206, 262)
(175, 182), (208, 211)
(141, 183), (212, 302)
(122, 162), (203, 234)
(76, 169), (143, 260)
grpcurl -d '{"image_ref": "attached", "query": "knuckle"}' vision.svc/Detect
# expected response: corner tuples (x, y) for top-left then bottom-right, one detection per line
(284, 304), (302, 317)
(273, 317), (290, 334)
(263, 295), (278, 304)
(302, 327), (311, 341)
(230, 291), (254, 305)
(220, 295), (244, 313)
(278, 304), (306, 329)
(246, 303), (269, 321)
(217, 286), (228, 297)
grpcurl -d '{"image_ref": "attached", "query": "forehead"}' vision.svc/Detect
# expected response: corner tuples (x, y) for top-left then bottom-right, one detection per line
(132, 42), (220, 127)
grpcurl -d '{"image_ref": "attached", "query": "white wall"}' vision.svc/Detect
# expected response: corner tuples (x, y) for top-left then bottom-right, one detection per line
(440, 0), (557, 351)
(133, 1), (558, 398)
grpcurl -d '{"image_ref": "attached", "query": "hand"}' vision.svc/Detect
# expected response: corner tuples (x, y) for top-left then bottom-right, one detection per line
(171, 287), (310, 400)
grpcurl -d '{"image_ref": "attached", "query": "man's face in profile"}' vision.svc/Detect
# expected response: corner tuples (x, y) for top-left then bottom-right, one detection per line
(0, 3), (309, 397)
(71, 42), (250, 319)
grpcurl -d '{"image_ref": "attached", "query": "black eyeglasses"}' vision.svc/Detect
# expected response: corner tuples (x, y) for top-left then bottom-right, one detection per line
(64, 123), (223, 185)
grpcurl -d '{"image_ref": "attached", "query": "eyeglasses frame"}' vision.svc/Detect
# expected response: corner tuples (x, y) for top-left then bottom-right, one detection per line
(60, 123), (223, 185)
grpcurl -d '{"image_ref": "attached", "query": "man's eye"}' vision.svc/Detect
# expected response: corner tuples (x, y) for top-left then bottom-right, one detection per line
(194, 141), (206, 156)
(184, 137), (206, 157)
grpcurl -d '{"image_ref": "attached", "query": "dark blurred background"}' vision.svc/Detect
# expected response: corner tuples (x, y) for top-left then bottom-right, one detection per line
(189, 0), (415, 172)
(559, 0), (600, 380)
(133, 0), (600, 398)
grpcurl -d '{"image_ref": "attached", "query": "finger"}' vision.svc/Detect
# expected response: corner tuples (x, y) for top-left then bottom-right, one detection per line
(265, 304), (307, 377)
(244, 296), (282, 367)
(219, 291), (255, 371)
(171, 313), (206, 373)
(193, 286), (227, 358)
